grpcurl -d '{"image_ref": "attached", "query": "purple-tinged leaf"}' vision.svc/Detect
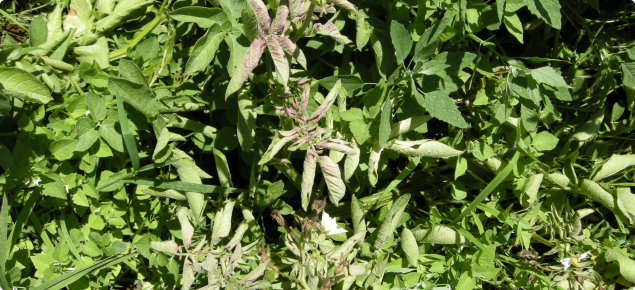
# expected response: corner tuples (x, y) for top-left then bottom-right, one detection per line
(301, 149), (317, 211)
(177, 207), (194, 250)
(300, 82), (310, 116)
(289, 0), (302, 19)
(278, 36), (307, 70)
(183, 259), (195, 290)
(309, 79), (341, 122)
(330, 0), (357, 13)
(315, 21), (352, 44)
(318, 155), (346, 206)
(266, 34), (290, 86)
(150, 240), (179, 255)
(259, 129), (299, 165)
(272, 5), (289, 35)
(316, 139), (357, 155)
(226, 38), (266, 99)
(247, 0), (271, 33)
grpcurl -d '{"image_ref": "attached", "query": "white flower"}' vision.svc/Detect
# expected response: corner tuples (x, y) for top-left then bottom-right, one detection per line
(32, 178), (41, 186)
(65, 185), (69, 193)
(85, 110), (90, 116)
(321, 212), (347, 236)
(560, 251), (590, 270)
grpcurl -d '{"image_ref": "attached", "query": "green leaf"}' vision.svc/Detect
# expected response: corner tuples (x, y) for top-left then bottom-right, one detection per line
(99, 120), (125, 152)
(213, 148), (233, 187)
(390, 20), (412, 65)
(378, 99), (392, 146)
(114, 88), (140, 171)
(593, 155), (635, 181)
(503, 11), (523, 44)
(211, 200), (235, 245)
(420, 52), (476, 77)
(523, 0), (561, 29)
(74, 38), (110, 69)
(108, 77), (158, 118)
(622, 63), (635, 110)
(0, 194), (10, 290)
(0, 68), (52, 104)
(532, 131), (558, 151)
(85, 92), (107, 121)
(456, 272), (476, 290)
(185, 24), (224, 75)
(571, 108), (604, 142)
(225, 38), (266, 99)
(370, 30), (395, 79)
(412, 225), (466, 244)
(152, 127), (172, 163)
(240, 261), (269, 284)
(219, 0), (246, 24)
(319, 75), (364, 96)
(453, 151), (520, 223)
(355, 14), (371, 50)
(32, 253), (136, 290)
(29, 15), (48, 47)
(41, 173), (68, 199)
(401, 228), (419, 267)
(520, 173), (543, 208)
(237, 89), (257, 151)
(122, 177), (246, 194)
(530, 67), (570, 88)
(423, 91), (467, 128)
(374, 194), (410, 249)
(413, 16), (449, 63)
(49, 139), (79, 160)
(169, 7), (229, 28)
(118, 59), (148, 87)
(75, 130), (100, 152)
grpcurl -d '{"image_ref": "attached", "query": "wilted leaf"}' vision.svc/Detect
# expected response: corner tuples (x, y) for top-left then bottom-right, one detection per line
(226, 38), (266, 98)
(177, 207), (194, 250)
(301, 150), (317, 211)
(266, 34), (289, 86)
(150, 240), (179, 255)
(388, 140), (463, 158)
(247, 0), (271, 33)
(318, 156), (346, 206)
(277, 36), (307, 70)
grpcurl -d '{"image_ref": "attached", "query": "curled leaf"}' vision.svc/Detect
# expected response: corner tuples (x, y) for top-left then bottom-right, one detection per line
(300, 82), (311, 115)
(388, 140), (463, 158)
(330, 0), (357, 13)
(390, 115), (432, 138)
(226, 38), (266, 99)
(316, 139), (356, 155)
(315, 21), (352, 44)
(150, 240), (179, 255)
(266, 35), (289, 86)
(177, 207), (194, 250)
(278, 36), (308, 70)
(271, 5), (289, 35)
(368, 140), (382, 187)
(593, 154), (635, 181)
(309, 79), (341, 122)
(247, 0), (271, 33)
(326, 231), (365, 260)
(259, 129), (299, 165)
(318, 155), (346, 206)
(301, 149), (317, 211)
(344, 139), (360, 181)
(412, 225), (466, 244)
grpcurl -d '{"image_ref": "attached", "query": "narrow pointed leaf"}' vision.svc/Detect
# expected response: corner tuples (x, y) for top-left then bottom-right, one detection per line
(309, 79), (341, 122)
(272, 5), (288, 35)
(247, 0), (270, 33)
(318, 156), (346, 206)
(301, 150), (317, 211)
(226, 38), (266, 99)
(114, 88), (140, 171)
(177, 207), (194, 250)
(266, 34), (289, 86)
(278, 36), (307, 70)
(185, 24), (224, 75)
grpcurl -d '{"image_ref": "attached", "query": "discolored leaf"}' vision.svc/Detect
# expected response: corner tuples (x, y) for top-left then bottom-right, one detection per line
(309, 79), (341, 122)
(277, 36), (307, 70)
(177, 207), (194, 250)
(272, 5), (288, 35)
(316, 139), (356, 155)
(374, 194), (410, 249)
(326, 232), (365, 260)
(301, 150), (317, 211)
(259, 130), (299, 165)
(266, 34), (289, 86)
(315, 22), (352, 44)
(368, 140), (382, 187)
(318, 156), (346, 206)
(390, 116), (432, 138)
(247, 0), (271, 33)
(226, 38), (266, 99)
(401, 228), (419, 267)
(211, 200), (236, 245)
(388, 139), (463, 158)
(150, 240), (179, 255)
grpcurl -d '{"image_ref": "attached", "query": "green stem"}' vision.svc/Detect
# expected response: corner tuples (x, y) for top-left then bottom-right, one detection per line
(109, 13), (167, 60)
(70, 77), (84, 96)
(291, 2), (315, 43)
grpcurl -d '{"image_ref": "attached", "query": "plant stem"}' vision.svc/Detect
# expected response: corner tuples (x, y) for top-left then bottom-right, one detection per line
(109, 13), (167, 60)
(70, 77), (84, 96)
(291, 2), (315, 43)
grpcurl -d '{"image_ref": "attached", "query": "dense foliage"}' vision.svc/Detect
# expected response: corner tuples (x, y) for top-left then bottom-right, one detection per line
(2, 0), (635, 289)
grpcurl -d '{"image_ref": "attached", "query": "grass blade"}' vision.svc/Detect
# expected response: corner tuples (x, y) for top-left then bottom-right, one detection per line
(124, 177), (247, 194)
(31, 253), (136, 290)
(7, 190), (39, 261)
(114, 88), (140, 171)
(452, 150), (521, 224)
(0, 194), (8, 266)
